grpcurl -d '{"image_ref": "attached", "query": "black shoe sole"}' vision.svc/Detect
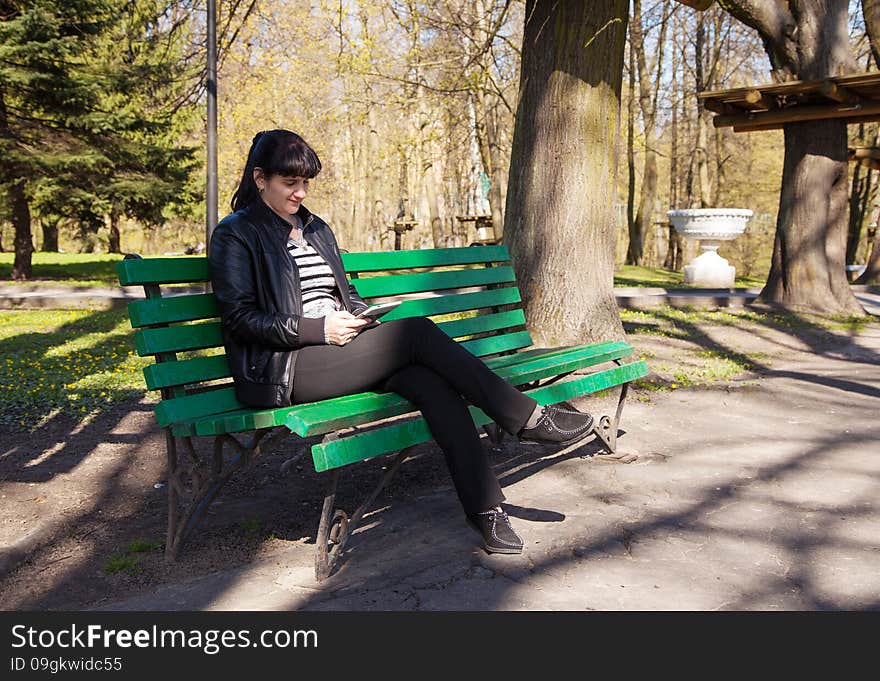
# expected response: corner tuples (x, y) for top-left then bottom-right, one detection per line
(465, 518), (523, 554)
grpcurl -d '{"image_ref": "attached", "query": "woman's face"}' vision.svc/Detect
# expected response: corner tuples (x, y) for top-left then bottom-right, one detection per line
(255, 169), (309, 218)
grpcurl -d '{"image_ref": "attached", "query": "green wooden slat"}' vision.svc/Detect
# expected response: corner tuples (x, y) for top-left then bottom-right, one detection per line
(350, 265), (516, 298)
(485, 344), (582, 369)
(143, 355), (231, 390)
(435, 309), (526, 338)
(459, 330), (533, 356)
(285, 342), (635, 437)
(310, 360), (649, 471)
(117, 257), (210, 286)
(378, 287), (522, 320)
(128, 294), (218, 327)
(134, 321), (224, 356)
(154, 386), (243, 428)
(341, 246), (509, 273)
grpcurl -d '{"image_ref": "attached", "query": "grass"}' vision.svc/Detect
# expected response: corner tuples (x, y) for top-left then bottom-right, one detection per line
(613, 265), (765, 289)
(619, 305), (872, 339)
(103, 538), (163, 575)
(0, 308), (153, 433)
(0, 252), (126, 285)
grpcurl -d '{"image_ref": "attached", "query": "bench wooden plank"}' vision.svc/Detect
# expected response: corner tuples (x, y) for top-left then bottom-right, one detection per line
(311, 360), (649, 471)
(143, 354), (231, 390)
(435, 309), (526, 338)
(341, 245), (510, 272)
(117, 257), (210, 286)
(134, 321), (224, 356)
(155, 385), (242, 428)
(459, 330), (533, 356)
(129, 293), (218, 327)
(379, 287), (522, 319)
(350, 265), (516, 297)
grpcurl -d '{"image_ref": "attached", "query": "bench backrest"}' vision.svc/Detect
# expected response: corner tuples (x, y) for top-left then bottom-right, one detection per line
(117, 245), (533, 428)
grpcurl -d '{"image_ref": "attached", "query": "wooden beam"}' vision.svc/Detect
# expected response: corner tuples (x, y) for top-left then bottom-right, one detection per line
(715, 100), (880, 130)
(673, 0), (714, 9)
(743, 89), (778, 110)
(849, 147), (880, 161)
(732, 112), (880, 133)
(703, 99), (736, 115)
(820, 80), (861, 104)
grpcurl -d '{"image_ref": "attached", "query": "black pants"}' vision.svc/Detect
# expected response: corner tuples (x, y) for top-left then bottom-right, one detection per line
(290, 316), (538, 515)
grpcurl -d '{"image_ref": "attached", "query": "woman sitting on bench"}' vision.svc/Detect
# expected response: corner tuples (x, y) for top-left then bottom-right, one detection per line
(209, 129), (595, 555)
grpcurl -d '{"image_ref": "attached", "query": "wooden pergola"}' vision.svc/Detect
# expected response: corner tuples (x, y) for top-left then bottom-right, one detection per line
(698, 71), (880, 133)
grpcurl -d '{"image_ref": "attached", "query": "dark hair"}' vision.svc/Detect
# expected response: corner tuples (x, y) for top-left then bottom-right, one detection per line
(230, 129), (322, 211)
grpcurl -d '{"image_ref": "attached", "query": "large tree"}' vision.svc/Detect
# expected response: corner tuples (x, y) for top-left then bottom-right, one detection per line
(687, 0), (866, 315)
(504, 0), (628, 345)
(0, 0), (198, 271)
(0, 0), (118, 277)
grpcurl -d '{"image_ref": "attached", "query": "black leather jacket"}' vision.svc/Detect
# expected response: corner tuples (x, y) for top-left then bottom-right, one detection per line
(209, 198), (370, 407)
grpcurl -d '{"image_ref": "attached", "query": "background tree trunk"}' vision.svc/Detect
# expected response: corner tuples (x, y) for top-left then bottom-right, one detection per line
(10, 180), (33, 280)
(504, 0), (628, 345)
(108, 209), (122, 254)
(761, 119), (863, 313)
(41, 217), (60, 252)
(854, 226), (880, 283)
(716, 0), (865, 314)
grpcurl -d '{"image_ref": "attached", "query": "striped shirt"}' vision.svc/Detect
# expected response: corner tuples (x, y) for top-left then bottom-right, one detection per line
(287, 238), (340, 319)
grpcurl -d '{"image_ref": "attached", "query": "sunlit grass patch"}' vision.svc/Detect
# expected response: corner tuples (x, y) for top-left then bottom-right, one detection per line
(0, 308), (153, 432)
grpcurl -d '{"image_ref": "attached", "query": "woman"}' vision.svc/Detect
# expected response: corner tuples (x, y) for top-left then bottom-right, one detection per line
(209, 129), (596, 555)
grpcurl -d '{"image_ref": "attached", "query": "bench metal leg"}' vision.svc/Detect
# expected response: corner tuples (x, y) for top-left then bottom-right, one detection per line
(163, 427), (293, 561)
(315, 444), (415, 581)
(590, 360), (631, 456)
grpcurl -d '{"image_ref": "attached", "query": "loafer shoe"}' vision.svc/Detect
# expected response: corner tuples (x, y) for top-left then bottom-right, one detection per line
(466, 507), (524, 554)
(516, 404), (595, 446)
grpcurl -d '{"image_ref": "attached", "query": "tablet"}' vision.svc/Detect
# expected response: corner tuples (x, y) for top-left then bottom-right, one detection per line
(354, 300), (403, 319)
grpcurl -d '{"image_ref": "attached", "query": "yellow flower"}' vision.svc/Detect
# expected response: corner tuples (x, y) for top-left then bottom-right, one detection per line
(671, 383), (678, 389)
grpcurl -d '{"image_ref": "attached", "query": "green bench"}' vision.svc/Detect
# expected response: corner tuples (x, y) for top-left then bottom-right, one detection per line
(116, 245), (648, 580)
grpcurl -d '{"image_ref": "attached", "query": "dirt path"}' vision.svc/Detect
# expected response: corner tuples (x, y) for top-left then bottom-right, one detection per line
(1, 314), (878, 610)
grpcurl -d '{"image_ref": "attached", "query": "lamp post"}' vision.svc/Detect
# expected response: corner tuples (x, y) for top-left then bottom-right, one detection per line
(205, 0), (218, 253)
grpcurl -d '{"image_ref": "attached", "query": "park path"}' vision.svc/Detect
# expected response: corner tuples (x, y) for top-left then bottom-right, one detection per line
(96, 322), (880, 611)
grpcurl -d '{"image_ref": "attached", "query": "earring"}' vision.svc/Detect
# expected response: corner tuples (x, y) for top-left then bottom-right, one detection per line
(259, 185), (265, 193)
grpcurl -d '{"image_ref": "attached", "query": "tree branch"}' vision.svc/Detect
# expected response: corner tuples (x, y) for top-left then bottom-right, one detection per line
(716, 0), (799, 76)
(863, 0), (880, 67)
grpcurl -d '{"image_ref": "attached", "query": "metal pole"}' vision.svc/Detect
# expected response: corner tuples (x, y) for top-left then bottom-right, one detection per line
(205, 0), (218, 254)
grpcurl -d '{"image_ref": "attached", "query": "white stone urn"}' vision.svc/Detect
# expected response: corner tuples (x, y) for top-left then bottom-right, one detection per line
(666, 208), (753, 288)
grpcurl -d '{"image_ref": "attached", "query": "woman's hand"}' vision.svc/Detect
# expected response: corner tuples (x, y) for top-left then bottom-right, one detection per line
(324, 310), (369, 345)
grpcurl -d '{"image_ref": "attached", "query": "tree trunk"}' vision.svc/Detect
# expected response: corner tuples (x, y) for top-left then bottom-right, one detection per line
(475, 88), (506, 239)
(626, 38), (636, 262)
(694, 13), (712, 207)
(10, 180), (34, 280)
(718, 0), (864, 314)
(41, 217), (60, 252)
(1, 85), (34, 278)
(504, 0), (628, 345)
(846, 159), (873, 267)
(760, 119), (864, 314)
(108, 209), (122, 254)
(416, 86), (443, 248)
(665, 9), (682, 271)
(627, 0), (668, 265)
(854, 225), (880, 284)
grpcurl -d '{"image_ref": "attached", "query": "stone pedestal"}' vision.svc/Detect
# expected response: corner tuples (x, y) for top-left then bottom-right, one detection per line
(683, 241), (736, 287)
(667, 209), (753, 288)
